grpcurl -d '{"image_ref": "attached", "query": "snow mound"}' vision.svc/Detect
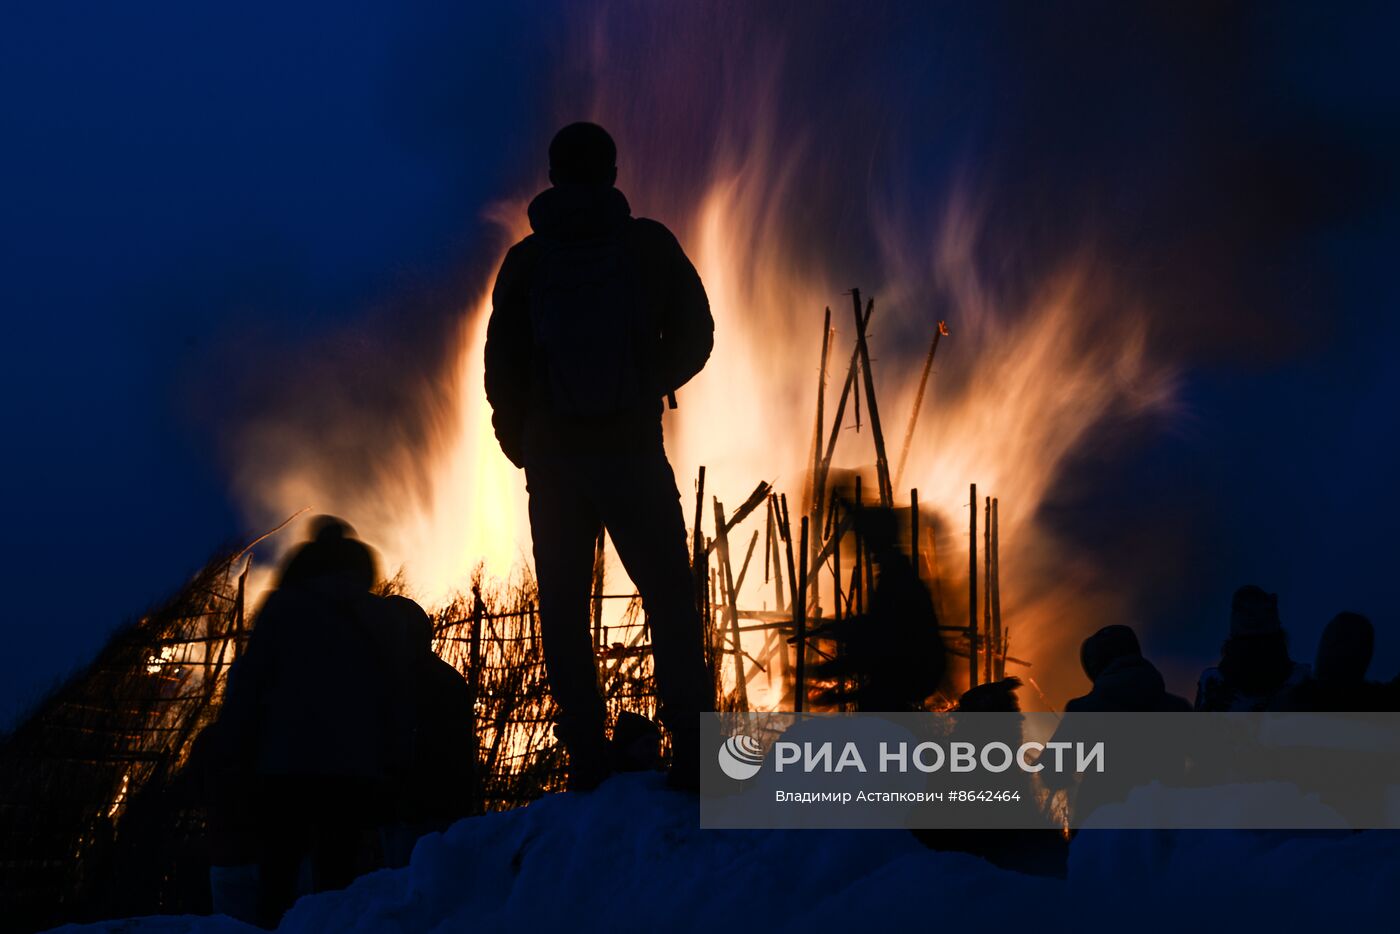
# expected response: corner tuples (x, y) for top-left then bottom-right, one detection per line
(276, 773), (1059, 932)
(58, 774), (1395, 933)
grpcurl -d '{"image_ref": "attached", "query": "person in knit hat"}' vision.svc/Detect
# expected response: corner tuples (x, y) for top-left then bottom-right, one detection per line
(1194, 585), (1310, 711)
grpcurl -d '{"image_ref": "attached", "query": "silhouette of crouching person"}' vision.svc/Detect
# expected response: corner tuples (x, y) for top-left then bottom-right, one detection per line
(484, 123), (715, 790)
(379, 595), (479, 866)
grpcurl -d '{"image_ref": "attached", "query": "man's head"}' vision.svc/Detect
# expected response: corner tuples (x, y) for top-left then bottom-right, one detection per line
(385, 594), (434, 653)
(278, 515), (378, 592)
(549, 122), (617, 187)
(1315, 611), (1373, 683)
(1230, 584), (1281, 637)
(1080, 624), (1143, 682)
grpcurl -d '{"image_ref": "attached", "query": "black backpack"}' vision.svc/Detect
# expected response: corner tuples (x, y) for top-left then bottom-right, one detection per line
(528, 221), (653, 415)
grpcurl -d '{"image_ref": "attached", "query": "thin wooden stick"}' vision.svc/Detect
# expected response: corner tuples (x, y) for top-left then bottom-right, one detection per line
(992, 497), (1004, 680)
(233, 506), (312, 561)
(851, 475), (864, 616)
(984, 495), (993, 684)
(779, 494), (801, 711)
(815, 299), (875, 507)
(851, 289), (893, 507)
(809, 308), (833, 613)
(768, 496), (786, 612)
(796, 515), (810, 714)
(713, 498), (749, 710)
(853, 350), (862, 432)
(691, 466), (706, 612)
(893, 321), (948, 491)
(767, 496), (792, 682)
(910, 488), (920, 582)
(968, 482), (979, 689)
(764, 496), (773, 585)
(809, 307), (833, 521)
(469, 585), (485, 714)
(859, 477), (874, 611)
(831, 496), (843, 623)
(591, 528), (606, 651)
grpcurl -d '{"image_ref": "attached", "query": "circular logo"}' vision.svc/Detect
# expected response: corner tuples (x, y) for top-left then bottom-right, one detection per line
(717, 734), (765, 781)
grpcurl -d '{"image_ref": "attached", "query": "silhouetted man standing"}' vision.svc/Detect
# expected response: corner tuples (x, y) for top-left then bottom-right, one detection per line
(484, 122), (714, 790)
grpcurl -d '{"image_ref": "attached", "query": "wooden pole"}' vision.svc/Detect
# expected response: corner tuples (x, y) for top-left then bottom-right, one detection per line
(809, 307), (833, 534)
(860, 483), (874, 611)
(893, 321), (948, 491)
(469, 585), (484, 715)
(853, 346), (862, 433)
(831, 495), (843, 622)
(767, 497), (792, 682)
(764, 495), (773, 587)
(910, 488), (920, 582)
(984, 495), (993, 684)
(968, 482), (979, 689)
(992, 497), (1004, 680)
(830, 494), (846, 710)
(796, 515), (810, 714)
(713, 498), (749, 710)
(709, 565), (717, 640)
(815, 299), (875, 507)
(591, 528), (606, 651)
(779, 495), (802, 711)
(768, 496), (786, 612)
(845, 478), (856, 616)
(851, 289), (894, 507)
(692, 466), (706, 612)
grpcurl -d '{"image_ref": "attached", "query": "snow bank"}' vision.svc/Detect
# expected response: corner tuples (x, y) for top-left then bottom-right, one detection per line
(57, 774), (1395, 933)
(271, 774), (1060, 932)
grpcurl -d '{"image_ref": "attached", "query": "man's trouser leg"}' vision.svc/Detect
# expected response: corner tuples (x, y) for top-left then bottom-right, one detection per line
(597, 446), (712, 782)
(526, 462), (609, 788)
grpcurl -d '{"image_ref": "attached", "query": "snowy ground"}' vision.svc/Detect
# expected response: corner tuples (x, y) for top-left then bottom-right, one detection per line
(57, 773), (1395, 933)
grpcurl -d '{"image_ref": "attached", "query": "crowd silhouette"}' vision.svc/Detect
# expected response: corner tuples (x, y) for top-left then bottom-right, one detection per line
(195, 507), (1396, 923)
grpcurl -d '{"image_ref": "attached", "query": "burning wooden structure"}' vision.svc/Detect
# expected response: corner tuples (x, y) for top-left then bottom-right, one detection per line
(695, 289), (1024, 712)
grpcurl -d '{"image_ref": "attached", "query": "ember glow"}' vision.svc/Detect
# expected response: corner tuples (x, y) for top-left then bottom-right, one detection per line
(233, 25), (1177, 708)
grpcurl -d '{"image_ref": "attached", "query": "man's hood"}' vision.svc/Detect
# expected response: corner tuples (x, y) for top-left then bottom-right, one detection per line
(527, 185), (632, 239)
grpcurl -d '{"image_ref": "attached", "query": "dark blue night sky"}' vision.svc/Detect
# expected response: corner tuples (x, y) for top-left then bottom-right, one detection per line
(2, 2), (1398, 727)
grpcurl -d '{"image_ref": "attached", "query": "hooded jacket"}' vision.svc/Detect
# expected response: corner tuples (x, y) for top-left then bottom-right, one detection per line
(483, 185), (713, 467)
(219, 579), (413, 782)
(1065, 655), (1192, 714)
(1046, 655), (1191, 817)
